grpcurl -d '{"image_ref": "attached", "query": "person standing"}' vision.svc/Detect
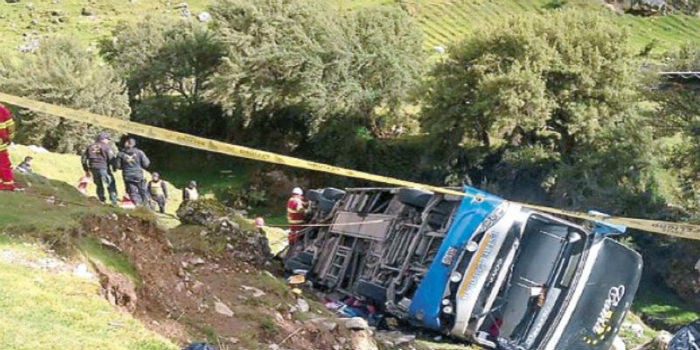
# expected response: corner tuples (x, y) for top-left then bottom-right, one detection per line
(148, 172), (168, 213)
(182, 180), (199, 202)
(81, 132), (118, 205)
(114, 138), (150, 206)
(286, 187), (308, 246)
(0, 104), (16, 191)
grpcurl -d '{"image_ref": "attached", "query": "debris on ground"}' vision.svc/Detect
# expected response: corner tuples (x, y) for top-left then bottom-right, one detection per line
(633, 331), (673, 350)
(78, 208), (410, 350)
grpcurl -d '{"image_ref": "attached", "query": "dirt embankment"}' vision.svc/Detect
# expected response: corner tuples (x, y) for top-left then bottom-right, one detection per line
(77, 209), (390, 350)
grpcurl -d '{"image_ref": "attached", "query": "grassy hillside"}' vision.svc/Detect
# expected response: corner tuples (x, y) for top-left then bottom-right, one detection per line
(8, 144), (183, 228)
(1, 0), (699, 55)
(412, 0), (700, 53)
(0, 241), (176, 350)
(0, 0), (700, 53)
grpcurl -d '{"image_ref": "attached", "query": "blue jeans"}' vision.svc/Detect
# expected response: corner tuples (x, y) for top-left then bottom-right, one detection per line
(91, 168), (117, 205)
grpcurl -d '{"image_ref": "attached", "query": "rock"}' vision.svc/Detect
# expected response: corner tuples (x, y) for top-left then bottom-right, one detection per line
(634, 331), (672, 350)
(296, 298), (310, 313)
(73, 263), (94, 279)
(306, 318), (337, 332)
(80, 7), (94, 16)
(93, 262), (137, 312)
(214, 301), (234, 317)
(190, 280), (205, 293)
(241, 285), (266, 298)
(350, 330), (379, 350)
(197, 11), (211, 22)
(176, 199), (228, 226)
(49, 9), (63, 16)
(630, 323), (644, 337)
(344, 317), (369, 330)
(611, 336), (625, 350)
(189, 257), (205, 266)
(434, 45), (446, 54)
(376, 330), (416, 347)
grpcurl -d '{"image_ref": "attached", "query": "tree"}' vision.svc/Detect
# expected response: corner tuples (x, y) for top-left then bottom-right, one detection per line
(102, 17), (225, 105)
(206, 0), (423, 150)
(422, 11), (639, 161)
(101, 16), (227, 136)
(0, 37), (130, 153)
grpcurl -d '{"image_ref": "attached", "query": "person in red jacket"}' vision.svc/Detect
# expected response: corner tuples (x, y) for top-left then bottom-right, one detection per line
(0, 103), (16, 191)
(286, 187), (308, 245)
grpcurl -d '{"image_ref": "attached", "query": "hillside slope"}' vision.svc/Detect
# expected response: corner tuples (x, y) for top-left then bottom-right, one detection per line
(8, 144), (183, 227)
(1, 0), (698, 55)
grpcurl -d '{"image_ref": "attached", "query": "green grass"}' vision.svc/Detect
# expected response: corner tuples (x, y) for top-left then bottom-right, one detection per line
(0, 172), (114, 241)
(2, 0), (698, 56)
(9, 144), (183, 228)
(633, 270), (700, 329)
(0, 0), (210, 51)
(78, 237), (141, 285)
(0, 241), (176, 350)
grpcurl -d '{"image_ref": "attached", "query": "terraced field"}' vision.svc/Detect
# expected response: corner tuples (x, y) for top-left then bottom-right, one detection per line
(411, 0), (700, 53)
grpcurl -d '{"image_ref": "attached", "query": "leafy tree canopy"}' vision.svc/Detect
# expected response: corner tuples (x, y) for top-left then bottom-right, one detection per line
(422, 10), (639, 159)
(0, 37), (129, 153)
(206, 0), (423, 138)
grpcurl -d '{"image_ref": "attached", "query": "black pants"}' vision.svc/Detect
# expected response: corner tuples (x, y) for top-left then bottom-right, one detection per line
(152, 195), (166, 213)
(124, 178), (149, 206)
(91, 168), (117, 205)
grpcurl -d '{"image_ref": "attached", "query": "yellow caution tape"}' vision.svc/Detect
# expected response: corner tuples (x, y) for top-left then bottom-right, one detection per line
(522, 203), (700, 241)
(2, 92), (700, 240)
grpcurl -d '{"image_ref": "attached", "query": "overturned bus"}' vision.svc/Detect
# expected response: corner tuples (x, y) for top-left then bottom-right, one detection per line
(284, 186), (643, 350)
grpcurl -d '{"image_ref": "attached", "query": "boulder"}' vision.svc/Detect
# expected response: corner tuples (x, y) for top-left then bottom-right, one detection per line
(296, 298), (309, 313)
(633, 331), (672, 350)
(350, 330), (379, 350)
(344, 317), (369, 330)
(176, 199), (228, 226)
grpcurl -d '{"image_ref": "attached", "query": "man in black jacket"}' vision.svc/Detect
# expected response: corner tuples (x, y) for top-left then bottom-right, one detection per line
(81, 132), (118, 205)
(114, 138), (151, 206)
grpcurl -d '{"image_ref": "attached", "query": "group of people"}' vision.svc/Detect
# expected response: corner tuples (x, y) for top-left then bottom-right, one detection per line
(80, 131), (199, 212)
(0, 100), (200, 212)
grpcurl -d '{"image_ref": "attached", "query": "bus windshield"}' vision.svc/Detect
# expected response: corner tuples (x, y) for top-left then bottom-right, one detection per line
(479, 214), (587, 345)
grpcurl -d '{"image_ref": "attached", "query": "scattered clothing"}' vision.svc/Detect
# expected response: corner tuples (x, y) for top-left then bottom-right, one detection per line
(119, 195), (136, 209)
(148, 177), (168, 213)
(0, 103), (16, 191)
(76, 175), (90, 195)
(182, 343), (219, 350)
(669, 319), (700, 350)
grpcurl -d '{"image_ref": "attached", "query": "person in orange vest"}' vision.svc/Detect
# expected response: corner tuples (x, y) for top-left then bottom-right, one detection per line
(286, 187), (308, 246)
(0, 103), (16, 191)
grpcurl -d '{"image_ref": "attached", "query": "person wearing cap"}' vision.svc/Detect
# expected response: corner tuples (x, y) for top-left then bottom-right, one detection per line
(182, 180), (199, 202)
(114, 137), (151, 206)
(148, 172), (168, 213)
(81, 131), (118, 205)
(0, 103), (16, 191)
(286, 187), (308, 247)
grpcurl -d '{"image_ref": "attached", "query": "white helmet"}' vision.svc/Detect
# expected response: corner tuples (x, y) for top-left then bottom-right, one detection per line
(292, 187), (303, 195)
